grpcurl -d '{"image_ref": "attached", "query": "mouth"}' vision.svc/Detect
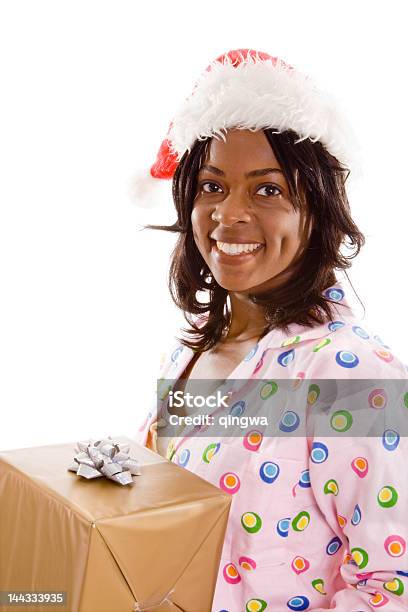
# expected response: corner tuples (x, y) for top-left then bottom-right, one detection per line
(210, 238), (265, 266)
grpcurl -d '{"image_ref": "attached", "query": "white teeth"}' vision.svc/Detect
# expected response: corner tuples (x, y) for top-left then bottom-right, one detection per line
(216, 241), (263, 255)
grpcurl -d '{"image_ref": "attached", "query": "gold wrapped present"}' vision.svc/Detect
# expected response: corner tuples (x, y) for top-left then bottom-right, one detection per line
(0, 436), (231, 611)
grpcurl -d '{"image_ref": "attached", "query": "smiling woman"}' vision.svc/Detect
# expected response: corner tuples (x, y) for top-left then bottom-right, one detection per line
(142, 122), (364, 354)
(133, 49), (408, 611)
(192, 129), (317, 318)
(194, 130), (306, 282)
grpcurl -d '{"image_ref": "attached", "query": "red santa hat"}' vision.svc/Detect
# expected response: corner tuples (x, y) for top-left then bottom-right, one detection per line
(129, 48), (360, 208)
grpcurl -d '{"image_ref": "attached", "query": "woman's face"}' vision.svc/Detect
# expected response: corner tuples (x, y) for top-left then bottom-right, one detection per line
(191, 129), (312, 293)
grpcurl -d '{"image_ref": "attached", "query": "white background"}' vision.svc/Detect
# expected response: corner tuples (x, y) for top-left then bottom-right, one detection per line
(0, 0), (407, 450)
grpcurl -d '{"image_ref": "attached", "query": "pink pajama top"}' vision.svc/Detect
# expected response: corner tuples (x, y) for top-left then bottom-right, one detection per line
(136, 279), (408, 611)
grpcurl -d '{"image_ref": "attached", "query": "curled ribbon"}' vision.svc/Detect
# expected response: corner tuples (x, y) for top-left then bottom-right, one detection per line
(133, 588), (175, 611)
(67, 436), (141, 485)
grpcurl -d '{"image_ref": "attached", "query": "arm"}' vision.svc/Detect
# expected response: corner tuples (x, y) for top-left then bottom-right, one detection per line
(134, 349), (169, 449)
(307, 394), (408, 611)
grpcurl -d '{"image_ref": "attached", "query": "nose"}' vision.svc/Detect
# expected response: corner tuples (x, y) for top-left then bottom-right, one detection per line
(211, 193), (252, 225)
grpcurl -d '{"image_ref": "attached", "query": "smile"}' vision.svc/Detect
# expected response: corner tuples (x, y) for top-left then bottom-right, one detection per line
(216, 241), (264, 255)
(210, 239), (265, 265)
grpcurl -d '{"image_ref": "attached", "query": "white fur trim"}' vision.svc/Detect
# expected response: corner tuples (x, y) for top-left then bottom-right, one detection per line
(127, 169), (172, 208)
(167, 54), (360, 172)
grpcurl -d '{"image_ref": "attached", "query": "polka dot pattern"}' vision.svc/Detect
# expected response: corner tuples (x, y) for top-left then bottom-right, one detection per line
(137, 281), (408, 610)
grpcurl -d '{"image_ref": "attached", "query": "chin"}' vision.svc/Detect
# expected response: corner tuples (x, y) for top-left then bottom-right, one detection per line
(215, 271), (289, 295)
(213, 276), (261, 293)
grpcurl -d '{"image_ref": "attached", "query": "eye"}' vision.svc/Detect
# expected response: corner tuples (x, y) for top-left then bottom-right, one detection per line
(256, 184), (282, 197)
(199, 181), (223, 194)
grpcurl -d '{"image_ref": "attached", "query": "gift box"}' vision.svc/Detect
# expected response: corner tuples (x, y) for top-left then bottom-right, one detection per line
(0, 436), (231, 612)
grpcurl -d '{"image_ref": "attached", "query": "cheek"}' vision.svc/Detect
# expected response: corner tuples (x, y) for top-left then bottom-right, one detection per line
(191, 208), (209, 252)
(263, 215), (307, 261)
(191, 208), (202, 239)
(190, 210), (199, 243)
(265, 213), (303, 244)
(191, 207), (211, 244)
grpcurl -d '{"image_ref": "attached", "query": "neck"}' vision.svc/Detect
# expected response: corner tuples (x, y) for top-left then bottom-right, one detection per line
(223, 292), (268, 342)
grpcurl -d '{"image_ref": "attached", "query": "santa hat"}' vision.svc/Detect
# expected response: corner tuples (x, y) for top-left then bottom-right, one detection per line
(129, 49), (360, 208)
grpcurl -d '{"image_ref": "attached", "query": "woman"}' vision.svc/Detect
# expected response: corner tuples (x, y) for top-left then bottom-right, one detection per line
(134, 50), (408, 611)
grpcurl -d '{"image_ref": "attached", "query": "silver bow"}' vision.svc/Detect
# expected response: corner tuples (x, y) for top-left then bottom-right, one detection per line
(67, 436), (141, 485)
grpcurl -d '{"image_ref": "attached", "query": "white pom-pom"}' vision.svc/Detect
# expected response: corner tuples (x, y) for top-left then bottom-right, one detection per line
(127, 168), (172, 209)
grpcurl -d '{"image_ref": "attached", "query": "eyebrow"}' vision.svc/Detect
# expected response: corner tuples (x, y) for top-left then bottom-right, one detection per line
(199, 164), (284, 178)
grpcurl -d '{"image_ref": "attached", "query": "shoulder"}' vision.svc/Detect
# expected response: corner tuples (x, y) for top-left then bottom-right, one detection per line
(156, 340), (185, 379)
(156, 314), (205, 379)
(303, 310), (408, 379)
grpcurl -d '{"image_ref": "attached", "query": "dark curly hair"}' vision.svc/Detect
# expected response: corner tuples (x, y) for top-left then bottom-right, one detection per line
(142, 128), (365, 352)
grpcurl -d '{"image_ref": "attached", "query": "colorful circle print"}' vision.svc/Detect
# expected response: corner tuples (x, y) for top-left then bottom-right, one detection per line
(330, 410), (353, 432)
(223, 562), (241, 584)
(352, 325), (370, 339)
(292, 371), (305, 390)
(241, 512), (262, 534)
(287, 595), (310, 610)
(337, 514), (347, 529)
(243, 430), (263, 452)
(307, 384), (320, 405)
(292, 511), (310, 532)
(166, 440), (176, 462)
(312, 338), (331, 353)
(368, 388), (387, 409)
(351, 504), (362, 526)
(326, 536), (342, 555)
(328, 320), (345, 332)
(260, 380), (278, 400)
(239, 556), (257, 571)
(384, 535), (406, 557)
(311, 442), (329, 463)
(219, 472), (241, 494)
(291, 556), (310, 574)
(369, 592), (389, 607)
(351, 457), (369, 478)
(253, 349), (271, 374)
(177, 448), (190, 467)
(299, 470), (311, 488)
(277, 517), (291, 537)
(377, 486), (398, 508)
(202, 442), (220, 464)
(374, 348), (394, 363)
(342, 553), (353, 565)
(246, 599), (267, 612)
(279, 411), (300, 433)
(311, 578), (326, 595)
(351, 547), (369, 569)
(229, 400), (246, 417)
(383, 577), (404, 596)
(324, 479), (339, 496)
(260, 461), (280, 484)
(170, 346), (183, 362)
(382, 429), (400, 451)
(335, 350), (359, 368)
(277, 349), (295, 367)
(324, 287), (344, 302)
(282, 335), (301, 347)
